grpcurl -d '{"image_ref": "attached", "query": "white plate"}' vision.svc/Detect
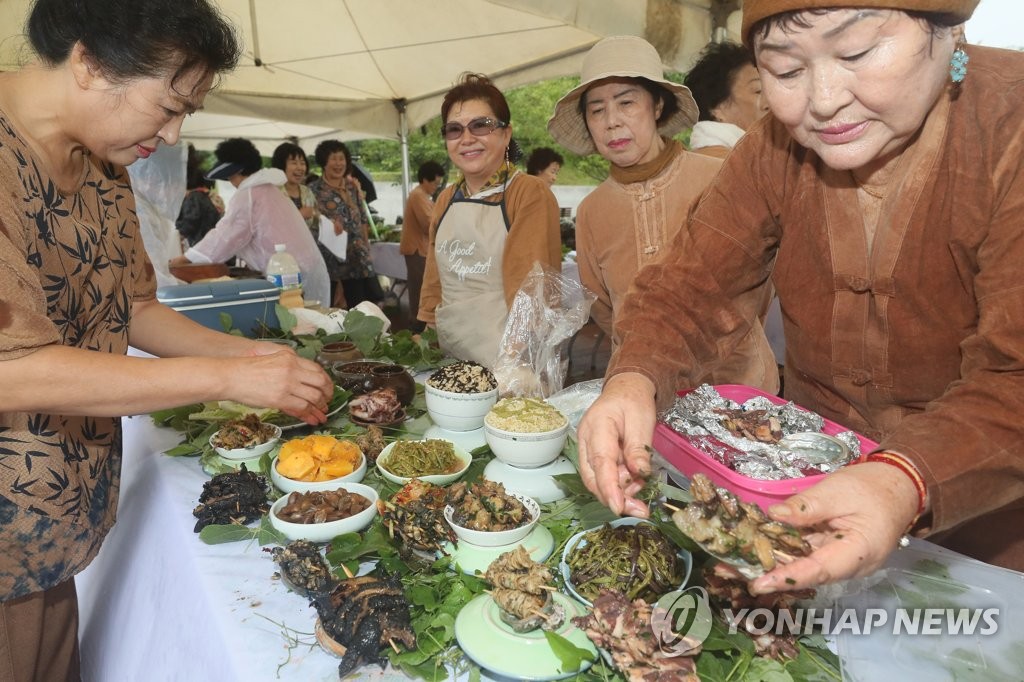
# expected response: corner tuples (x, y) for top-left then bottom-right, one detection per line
(483, 457), (576, 504)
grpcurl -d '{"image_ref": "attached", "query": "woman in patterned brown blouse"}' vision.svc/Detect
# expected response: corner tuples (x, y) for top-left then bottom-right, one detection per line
(0, 1), (334, 678)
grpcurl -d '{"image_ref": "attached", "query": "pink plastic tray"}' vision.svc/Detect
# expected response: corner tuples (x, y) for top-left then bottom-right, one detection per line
(653, 384), (878, 508)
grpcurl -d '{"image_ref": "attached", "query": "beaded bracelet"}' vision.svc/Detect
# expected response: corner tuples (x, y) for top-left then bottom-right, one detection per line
(864, 451), (928, 546)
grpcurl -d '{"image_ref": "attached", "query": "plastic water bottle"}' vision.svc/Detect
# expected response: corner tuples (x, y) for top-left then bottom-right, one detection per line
(266, 243), (304, 308)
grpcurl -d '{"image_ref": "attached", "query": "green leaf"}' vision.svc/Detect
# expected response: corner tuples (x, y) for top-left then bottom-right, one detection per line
(743, 657), (794, 682)
(198, 523), (260, 544)
(219, 311), (234, 333)
(342, 309), (386, 354)
(275, 304), (297, 332)
(542, 630), (595, 673)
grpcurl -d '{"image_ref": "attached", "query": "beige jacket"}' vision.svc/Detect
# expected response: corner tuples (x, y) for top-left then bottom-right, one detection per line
(577, 140), (778, 393)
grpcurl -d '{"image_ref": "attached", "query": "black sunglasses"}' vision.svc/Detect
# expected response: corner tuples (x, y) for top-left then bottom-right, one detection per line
(441, 117), (508, 141)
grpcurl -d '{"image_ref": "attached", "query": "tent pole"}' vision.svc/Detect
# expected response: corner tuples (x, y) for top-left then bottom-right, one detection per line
(395, 99), (411, 209)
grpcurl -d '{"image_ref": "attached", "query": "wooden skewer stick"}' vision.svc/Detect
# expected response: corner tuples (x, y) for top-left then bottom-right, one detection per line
(389, 638), (401, 654)
(536, 585), (557, 591)
(340, 563), (355, 578)
(772, 549), (797, 564)
(661, 501), (682, 513)
(528, 609), (549, 619)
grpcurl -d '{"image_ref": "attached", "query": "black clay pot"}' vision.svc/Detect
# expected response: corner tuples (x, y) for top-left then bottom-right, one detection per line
(366, 364), (416, 405)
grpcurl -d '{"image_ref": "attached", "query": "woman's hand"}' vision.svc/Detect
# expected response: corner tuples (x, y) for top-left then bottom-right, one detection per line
(299, 206), (314, 220)
(577, 372), (657, 517)
(230, 343), (335, 425)
(333, 216), (343, 236)
(749, 462), (921, 594)
(169, 255), (191, 267)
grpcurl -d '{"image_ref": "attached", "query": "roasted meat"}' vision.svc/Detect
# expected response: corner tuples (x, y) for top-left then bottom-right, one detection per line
(483, 547), (563, 632)
(377, 479), (456, 553)
(713, 408), (783, 444)
(349, 388), (403, 423)
(447, 480), (530, 531)
(192, 465), (269, 532)
(311, 573), (416, 677)
(574, 590), (700, 682)
(266, 540), (338, 597)
(704, 566), (813, 660)
(673, 473), (811, 572)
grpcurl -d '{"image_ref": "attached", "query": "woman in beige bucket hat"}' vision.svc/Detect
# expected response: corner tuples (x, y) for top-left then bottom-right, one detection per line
(549, 36), (778, 393)
(577, 0), (1024, 593)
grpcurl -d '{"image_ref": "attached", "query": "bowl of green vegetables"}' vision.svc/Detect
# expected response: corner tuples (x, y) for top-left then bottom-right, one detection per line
(375, 438), (472, 486)
(560, 517), (692, 607)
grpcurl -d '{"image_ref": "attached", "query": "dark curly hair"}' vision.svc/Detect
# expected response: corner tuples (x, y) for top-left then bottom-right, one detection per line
(526, 148), (564, 176)
(213, 137), (262, 176)
(313, 140), (352, 174)
(685, 42), (756, 122)
(27, 0), (239, 95)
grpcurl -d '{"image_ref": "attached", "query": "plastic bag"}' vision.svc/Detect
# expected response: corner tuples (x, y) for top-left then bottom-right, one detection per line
(546, 378), (603, 435)
(493, 262), (596, 398)
(128, 142), (187, 287)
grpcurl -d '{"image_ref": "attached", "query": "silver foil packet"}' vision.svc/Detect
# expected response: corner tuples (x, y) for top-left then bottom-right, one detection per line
(660, 384), (861, 480)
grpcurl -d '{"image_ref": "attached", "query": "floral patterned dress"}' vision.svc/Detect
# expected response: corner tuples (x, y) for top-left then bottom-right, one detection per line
(0, 111), (156, 599)
(309, 176), (375, 281)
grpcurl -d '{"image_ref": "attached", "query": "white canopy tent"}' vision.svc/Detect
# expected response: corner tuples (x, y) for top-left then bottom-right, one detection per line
(0, 0), (744, 192)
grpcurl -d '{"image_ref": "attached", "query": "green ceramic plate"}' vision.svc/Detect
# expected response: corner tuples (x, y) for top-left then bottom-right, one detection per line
(455, 592), (596, 681)
(442, 524), (555, 575)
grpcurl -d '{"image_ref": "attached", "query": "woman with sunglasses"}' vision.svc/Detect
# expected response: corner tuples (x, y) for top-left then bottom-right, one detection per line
(418, 73), (561, 367)
(548, 36), (778, 391)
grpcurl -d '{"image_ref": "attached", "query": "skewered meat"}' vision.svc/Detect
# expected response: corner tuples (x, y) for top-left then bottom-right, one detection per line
(484, 547), (563, 632)
(349, 388), (403, 423)
(192, 465), (269, 532)
(377, 479), (456, 553)
(266, 540), (338, 597)
(311, 573), (416, 677)
(574, 590), (700, 682)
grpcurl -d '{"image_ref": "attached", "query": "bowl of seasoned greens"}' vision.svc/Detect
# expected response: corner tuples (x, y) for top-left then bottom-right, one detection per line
(560, 517), (692, 607)
(376, 438), (472, 486)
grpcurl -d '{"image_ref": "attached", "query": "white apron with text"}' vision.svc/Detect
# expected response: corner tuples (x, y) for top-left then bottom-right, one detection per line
(433, 180), (514, 367)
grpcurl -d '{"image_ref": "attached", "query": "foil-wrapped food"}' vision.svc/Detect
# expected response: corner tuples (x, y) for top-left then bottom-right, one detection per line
(660, 384), (861, 480)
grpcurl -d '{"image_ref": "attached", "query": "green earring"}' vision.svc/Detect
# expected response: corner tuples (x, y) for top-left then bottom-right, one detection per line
(950, 48), (969, 84)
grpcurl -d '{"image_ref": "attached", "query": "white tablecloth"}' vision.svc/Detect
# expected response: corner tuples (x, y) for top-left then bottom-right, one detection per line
(76, 416), (400, 682)
(370, 242), (407, 281)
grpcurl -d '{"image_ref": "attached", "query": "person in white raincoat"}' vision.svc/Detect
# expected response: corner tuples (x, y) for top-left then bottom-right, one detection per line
(170, 137), (329, 306)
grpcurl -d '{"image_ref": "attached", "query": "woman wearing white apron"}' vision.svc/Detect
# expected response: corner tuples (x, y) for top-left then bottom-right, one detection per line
(419, 74), (561, 367)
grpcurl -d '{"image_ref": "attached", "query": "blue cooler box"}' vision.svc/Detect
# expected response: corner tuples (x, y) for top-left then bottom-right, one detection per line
(157, 279), (280, 335)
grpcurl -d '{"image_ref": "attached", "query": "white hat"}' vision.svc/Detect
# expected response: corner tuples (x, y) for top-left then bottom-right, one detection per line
(547, 36), (699, 156)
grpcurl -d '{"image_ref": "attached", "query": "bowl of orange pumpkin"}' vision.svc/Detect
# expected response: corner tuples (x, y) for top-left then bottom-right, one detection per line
(270, 434), (367, 494)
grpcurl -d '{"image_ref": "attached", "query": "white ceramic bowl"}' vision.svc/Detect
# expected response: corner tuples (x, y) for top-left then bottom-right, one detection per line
(483, 420), (569, 469)
(559, 517), (693, 607)
(269, 482), (378, 542)
(444, 493), (540, 547)
(425, 384), (499, 432)
(269, 450), (367, 493)
(209, 424), (282, 461)
(376, 439), (472, 485)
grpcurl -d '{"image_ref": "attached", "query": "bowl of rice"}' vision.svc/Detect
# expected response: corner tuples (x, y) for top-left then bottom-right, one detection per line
(484, 398), (569, 468)
(376, 438), (472, 485)
(425, 362), (499, 432)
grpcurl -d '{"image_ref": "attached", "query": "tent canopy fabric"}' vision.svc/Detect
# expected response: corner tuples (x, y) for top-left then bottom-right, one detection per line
(0, 0), (742, 154)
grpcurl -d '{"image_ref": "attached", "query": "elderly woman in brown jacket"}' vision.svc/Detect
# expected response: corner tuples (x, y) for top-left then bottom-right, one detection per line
(578, 0), (1024, 591)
